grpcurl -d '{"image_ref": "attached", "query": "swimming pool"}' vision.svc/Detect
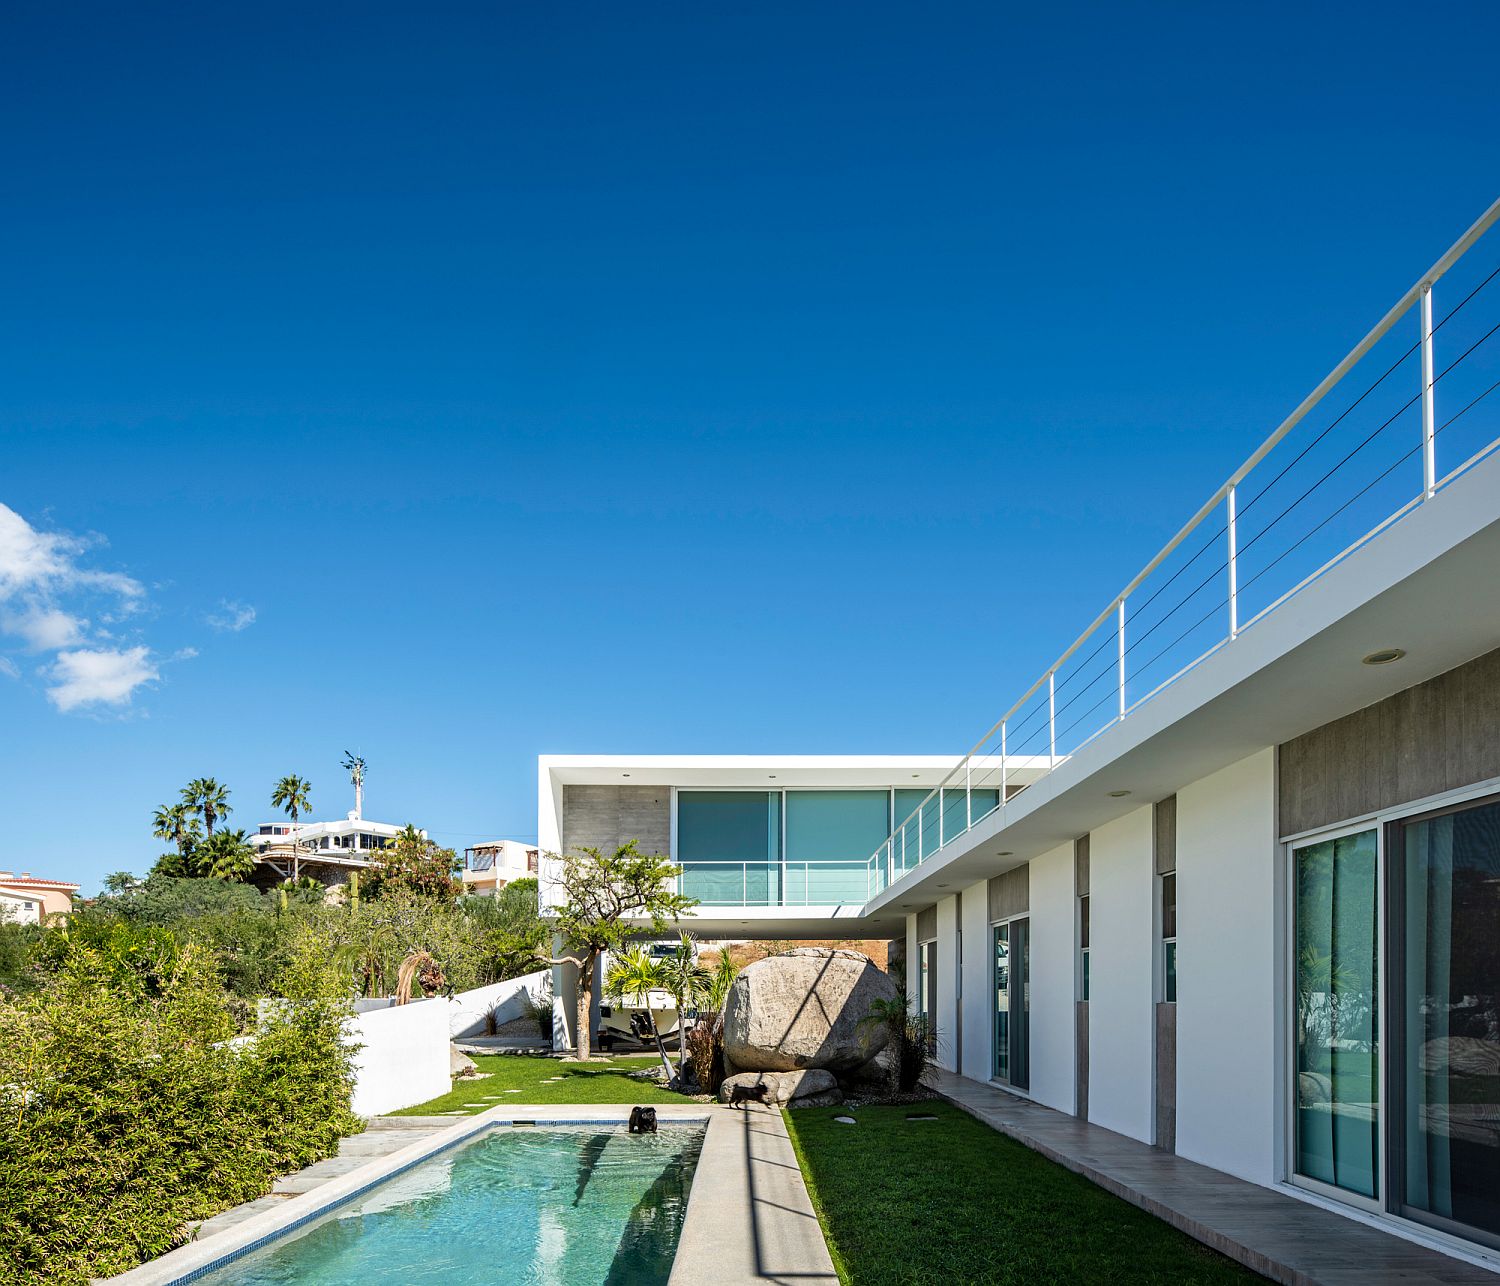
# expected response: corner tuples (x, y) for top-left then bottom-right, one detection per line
(191, 1123), (705, 1286)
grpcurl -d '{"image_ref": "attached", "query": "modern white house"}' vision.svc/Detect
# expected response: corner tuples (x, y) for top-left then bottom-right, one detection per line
(540, 197), (1500, 1269)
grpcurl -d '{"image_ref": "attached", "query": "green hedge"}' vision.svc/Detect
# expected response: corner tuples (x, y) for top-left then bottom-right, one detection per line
(0, 934), (360, 1286)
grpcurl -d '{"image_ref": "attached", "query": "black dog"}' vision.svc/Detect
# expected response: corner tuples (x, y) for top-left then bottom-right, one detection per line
(728, 1083), (771, 1110)
(628, 1106), (658, 1134)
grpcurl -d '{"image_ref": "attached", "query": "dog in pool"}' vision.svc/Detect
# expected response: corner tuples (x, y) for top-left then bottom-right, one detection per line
(629, 1106), (658, 1134)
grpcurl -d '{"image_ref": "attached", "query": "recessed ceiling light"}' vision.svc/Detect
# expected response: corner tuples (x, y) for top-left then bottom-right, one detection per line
(1362, 648), (1406, 666)
(911, 774), (920, 779)
(998, 851), (1014, 857)
(936, 884), (949, 889)
(1108, 789), (1132, 798)
(622, 773), (631, 778)
(768, 775), (777, 779)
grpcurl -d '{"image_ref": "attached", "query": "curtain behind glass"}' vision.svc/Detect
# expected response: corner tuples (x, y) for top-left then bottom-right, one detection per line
(1294, 829), (1379, 1197)
(1401, 799), (1500, 1240)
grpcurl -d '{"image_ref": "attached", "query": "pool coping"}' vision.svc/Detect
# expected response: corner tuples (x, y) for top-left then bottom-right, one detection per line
(94, 1104), (716, 1286)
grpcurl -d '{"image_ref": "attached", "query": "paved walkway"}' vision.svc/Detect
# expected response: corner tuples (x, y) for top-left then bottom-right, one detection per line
(670, 1105), (839, 1286)
(930, 1067), (1498, 1285)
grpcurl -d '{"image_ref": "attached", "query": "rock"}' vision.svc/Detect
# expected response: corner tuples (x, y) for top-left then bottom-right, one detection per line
(844, 1046), (896, 1092)
(719, 1068), (841, 1107)
(450, 1044), (479, 1078)
(723, 948), (897, 1075)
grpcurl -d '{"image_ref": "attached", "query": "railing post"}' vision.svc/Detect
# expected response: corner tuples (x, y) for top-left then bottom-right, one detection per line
(1048, 671), (1056, 767)
(1000, 719), (1008, 803)
(938, 788), (945, 849)
(965, 758), (972, 829)
(918, 804), (924, 861)
(1227, 485), (1239, 639)
(1117, 597), (1127, 719)
(1421, 283), (1436, 497)
(743, 863), (748, 906)
(900, 825), (906, 873)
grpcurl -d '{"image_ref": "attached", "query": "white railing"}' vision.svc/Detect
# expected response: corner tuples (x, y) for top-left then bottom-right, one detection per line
(678, 859), (873, 907)
(867, 195), (1500, 897)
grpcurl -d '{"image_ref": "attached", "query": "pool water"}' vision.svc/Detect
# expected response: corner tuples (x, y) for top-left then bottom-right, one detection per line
(196, 1124), (705, 1286)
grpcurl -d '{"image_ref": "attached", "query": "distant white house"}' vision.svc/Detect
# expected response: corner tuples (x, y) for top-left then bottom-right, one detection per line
(460, 839), (538, 896)
(248, 816), (424, 887)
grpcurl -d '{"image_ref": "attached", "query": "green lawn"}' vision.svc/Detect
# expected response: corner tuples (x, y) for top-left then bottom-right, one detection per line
(784, 1102), (1263, 1285)
(388, 1054), (696, 1114)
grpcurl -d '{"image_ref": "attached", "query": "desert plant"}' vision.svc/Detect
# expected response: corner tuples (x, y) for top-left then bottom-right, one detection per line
(862, 979), (931, 1094)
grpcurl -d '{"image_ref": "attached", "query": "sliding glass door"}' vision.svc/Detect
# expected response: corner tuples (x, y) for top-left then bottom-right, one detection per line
(1291, 791), (1500, 1251)
(1392, 795), (1500, 1246)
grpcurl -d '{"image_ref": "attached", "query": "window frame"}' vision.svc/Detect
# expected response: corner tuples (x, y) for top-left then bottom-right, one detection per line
(991, 912), (1030, 1091)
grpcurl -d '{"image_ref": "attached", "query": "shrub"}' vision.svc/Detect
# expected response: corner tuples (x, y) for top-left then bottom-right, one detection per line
(0, 930), (358, 1286)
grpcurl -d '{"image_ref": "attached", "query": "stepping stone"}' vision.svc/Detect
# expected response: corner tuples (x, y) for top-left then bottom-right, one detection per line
(834, 1116), (857, 1125)
(504, 1089), (522, 1093)
(905, 1114), (938, 1121)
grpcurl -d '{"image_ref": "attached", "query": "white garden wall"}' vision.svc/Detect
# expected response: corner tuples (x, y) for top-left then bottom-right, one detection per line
(935, 894), (959, 1072)
(958, 879), (990, 1083)
(446, 969), (549, 1039)
(349, 998), (451, 1116)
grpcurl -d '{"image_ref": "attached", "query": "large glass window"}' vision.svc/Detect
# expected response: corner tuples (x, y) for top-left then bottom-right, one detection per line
(677, 791), (781, 904)
(918, 939), (937, 1055)
(994, 919), (1029, 1088)
(1294, 829), (1379, 1198)
(784, 790), (888, 903)
(1396, 796), (1500, 1243)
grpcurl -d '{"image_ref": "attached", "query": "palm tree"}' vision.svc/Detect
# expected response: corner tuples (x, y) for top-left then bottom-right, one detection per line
(605, 946), (673, 1077)
(151, 803), (200, 857)
(271, 774), (313, 880)
(658, 934), (711, 1076)
(182, 778), (232, 839)
(202, 828), (257, 882)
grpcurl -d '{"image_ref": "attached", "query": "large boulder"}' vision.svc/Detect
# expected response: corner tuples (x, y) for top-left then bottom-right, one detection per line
(719, 1069), (841, 1108)
(723, 948), (897, 1075)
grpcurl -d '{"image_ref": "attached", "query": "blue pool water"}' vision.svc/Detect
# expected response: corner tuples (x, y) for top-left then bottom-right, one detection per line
(195, 1124), (705, 1286)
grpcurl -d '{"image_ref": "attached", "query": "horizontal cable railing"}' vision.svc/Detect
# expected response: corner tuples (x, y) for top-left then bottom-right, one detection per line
(679, 859), (873, 907)
(866, 195), (1500, 899)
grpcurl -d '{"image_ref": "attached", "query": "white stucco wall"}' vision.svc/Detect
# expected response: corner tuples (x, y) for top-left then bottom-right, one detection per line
(1028, 840), (1077, 1114)
(935, 895), (959, 1072)
(446, 969), (550, 1039)
(1087, 805), (1155, 1142)
(1175, 747), (1279, 1184)
(959, 879), (991, 1082)
(350, 998), (451, 1116)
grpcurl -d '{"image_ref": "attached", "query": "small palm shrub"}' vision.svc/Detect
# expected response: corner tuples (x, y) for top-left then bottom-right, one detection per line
(862, 980), (932, 1094)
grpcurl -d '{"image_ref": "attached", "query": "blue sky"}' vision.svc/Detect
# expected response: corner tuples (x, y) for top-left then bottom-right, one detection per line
(4, 3), (1498, 891)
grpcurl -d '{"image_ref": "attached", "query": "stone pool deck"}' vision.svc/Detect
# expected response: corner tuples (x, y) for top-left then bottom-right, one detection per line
(97, 1104), (837, 1286)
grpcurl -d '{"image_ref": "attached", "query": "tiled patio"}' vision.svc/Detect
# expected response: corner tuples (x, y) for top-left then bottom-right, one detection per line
(930, 1067), (1499, 1285)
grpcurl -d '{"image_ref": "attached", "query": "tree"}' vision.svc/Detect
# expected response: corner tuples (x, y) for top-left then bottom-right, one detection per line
(605, 945), (673, 1078)
(151, 804), (201, 860)
(548, 841), (695, 1062)
(181, 778), (231, 839)
(270, 774), (313, 880)
(657, 934), (711, 1077)
(364, 825), (460, 900)
(201, 829), (257, 882)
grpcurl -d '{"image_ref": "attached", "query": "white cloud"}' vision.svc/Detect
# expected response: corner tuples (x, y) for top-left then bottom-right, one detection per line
(3, 604), (86, 651)
(46, 646), (159, 712)
(0, 656), (18, 679)
(0, 504), (143, 604)
(171, 646), (199, 661)
(206, 600), (256, 632)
